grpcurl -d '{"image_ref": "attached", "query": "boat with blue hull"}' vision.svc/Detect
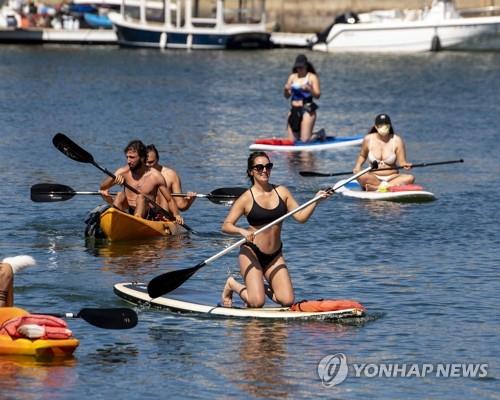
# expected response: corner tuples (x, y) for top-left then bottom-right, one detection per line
(108, 0), (271, 49)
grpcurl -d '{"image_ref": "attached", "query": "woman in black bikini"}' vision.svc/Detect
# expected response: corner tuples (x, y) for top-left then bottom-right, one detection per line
(221, 152), (330, 308)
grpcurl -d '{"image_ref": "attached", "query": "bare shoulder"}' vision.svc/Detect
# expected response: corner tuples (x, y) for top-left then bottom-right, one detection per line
(148, 168), (166, 183)
(393, 134), (405, 144)
(275, 185), (291, 199)
(232, 189), (252, 208)
(161, 167), (179, 180)
(116, 165), (130, 175)
(361, 134), (371, 148)
(237, 189), (252, 202)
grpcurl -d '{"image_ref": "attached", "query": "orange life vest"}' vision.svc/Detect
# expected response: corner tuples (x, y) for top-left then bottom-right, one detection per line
(0, 308), (72, 340)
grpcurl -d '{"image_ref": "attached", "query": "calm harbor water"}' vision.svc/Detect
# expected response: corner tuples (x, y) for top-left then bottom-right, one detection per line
(0, 45), (499, 399)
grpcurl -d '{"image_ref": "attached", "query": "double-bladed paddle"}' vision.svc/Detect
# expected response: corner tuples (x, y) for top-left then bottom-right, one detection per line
(30, 183), (246, 205)
(299, 159), (464, 177)
(45, 307), (138, 329)
(52, 133), (194, 232)
(146, 162), (378, 299)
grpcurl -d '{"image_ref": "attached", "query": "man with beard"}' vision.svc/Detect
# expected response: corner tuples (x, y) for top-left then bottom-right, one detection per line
(99, 140), (184, 224)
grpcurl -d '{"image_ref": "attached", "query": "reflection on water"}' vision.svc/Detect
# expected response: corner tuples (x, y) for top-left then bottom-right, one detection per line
(85, 236), (189, 277)
(285, 152), (318, 173)
(86, 342), (139, 366)
(0, 356), (77, 398)
(234, 320), (289, 398)
(1, 46), (499, 400)
(221, 319), (369, 399)
(351, 199), (411, 217)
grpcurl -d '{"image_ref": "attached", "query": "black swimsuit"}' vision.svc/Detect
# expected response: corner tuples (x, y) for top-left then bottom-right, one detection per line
(242, 186), (287, 268)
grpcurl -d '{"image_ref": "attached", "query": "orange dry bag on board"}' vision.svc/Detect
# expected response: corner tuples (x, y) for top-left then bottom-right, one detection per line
(290, 299), (366, 312)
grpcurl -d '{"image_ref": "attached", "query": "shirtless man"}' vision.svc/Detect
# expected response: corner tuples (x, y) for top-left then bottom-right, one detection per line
(145, 144), (196, 211)
(100, 140), (184, 224)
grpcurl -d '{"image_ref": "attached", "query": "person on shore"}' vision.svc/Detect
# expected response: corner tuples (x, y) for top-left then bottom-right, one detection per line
(145, 144), (196, 211)
(0, 256), (36, 307)
(221, 151), (330, 308)
(353, 114), (414, 191)
(283, 54), (323, 142)
(99, 140), (184, 224)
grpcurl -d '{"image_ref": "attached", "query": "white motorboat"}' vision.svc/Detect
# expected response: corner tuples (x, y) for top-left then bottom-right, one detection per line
(311, 0), (500, 53)
(108, 0), (271, 49)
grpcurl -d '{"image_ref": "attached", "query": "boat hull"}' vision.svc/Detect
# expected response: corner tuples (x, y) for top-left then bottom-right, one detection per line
(313, 11), (500, 53)
(99, 207), (186, 241)
(110, 14), (270, 49)
(114, 282), (365, 320)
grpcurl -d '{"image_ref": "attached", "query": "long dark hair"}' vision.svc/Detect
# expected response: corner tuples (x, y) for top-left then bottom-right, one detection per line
(292, 57), (317, 74)
(247, 151), (270, 184)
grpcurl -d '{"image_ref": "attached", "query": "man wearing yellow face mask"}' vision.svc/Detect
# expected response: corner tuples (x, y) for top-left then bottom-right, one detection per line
(353, 114), (415, 191)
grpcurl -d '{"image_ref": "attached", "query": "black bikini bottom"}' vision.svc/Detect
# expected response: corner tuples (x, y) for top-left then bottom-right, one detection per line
(288, 102), (318, 133)
(241, 242), (283, 269)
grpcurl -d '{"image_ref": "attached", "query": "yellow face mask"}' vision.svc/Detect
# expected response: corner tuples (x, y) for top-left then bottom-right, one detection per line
(376, 124), (391, 136)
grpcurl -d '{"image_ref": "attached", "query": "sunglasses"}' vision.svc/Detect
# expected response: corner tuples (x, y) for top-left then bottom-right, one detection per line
(252, 163), (274, 172)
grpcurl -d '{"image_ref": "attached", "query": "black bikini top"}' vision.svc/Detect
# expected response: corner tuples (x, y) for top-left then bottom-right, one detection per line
(246, 186), (288, 227)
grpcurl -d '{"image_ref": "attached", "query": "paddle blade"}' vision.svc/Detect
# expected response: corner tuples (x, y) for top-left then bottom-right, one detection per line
(299, 171), (333, 177)
(30, 183), (76, 202)
(210, 187), (247, 198)
(53, 133), (95, 164)
(147, 263), (204, 298)
(207, 187), (247, 205)
(77, 308), (138, 329)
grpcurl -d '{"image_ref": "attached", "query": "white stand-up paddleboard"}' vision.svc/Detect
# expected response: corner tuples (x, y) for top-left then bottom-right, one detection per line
(114, 283), (365, 321)
(249, 135), (363, 152)
(334, 179), (436, 203)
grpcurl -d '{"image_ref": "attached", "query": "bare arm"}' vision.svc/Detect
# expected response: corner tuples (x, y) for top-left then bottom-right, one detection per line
(280, 186), (330, 224)
(169, 171), (196, 211)
(222, 192), (254, 239)
(99, 167), (127, 203)
(158, 173), (184, 224)
(353, 137), (369, 173)
(395, 135), (412, 169)
(308, 73), (321, 99)
(283, 74), (294, 99)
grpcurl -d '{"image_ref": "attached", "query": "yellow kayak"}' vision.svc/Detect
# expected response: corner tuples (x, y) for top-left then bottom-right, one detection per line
(99, 207), (186, 241)
(0, 308), (79, 358)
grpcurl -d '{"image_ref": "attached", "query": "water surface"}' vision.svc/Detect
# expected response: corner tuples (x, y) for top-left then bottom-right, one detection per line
(0, 45), (499, 399)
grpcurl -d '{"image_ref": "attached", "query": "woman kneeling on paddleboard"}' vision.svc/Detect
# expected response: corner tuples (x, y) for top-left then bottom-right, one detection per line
(284, 54), (323, 142)
(221, 152), (330, 308)
(353, 114), (415, 191)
